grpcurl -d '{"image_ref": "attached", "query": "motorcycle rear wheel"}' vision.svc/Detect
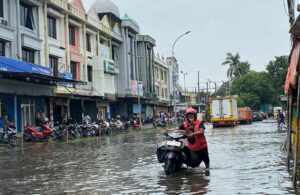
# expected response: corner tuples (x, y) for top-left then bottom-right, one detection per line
(9, 136), (20, 147)
(48, 134), (56, 142)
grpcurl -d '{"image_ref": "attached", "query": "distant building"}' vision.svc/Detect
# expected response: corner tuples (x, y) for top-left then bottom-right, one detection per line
(154, 53), (170, 115)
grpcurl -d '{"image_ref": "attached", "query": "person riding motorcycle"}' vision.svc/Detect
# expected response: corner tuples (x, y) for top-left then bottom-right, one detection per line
(115, 115), (123, 128)
(178, 108), (210, 168)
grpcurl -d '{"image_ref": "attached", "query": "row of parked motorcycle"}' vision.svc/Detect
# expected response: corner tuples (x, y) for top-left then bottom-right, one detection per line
(0, 118), (142, 147)
(0, 114), (181, 147)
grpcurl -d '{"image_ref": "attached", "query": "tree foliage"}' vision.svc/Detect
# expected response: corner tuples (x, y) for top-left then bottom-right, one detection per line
(230, 72), (277, 109)
(265, 56), (289, 104)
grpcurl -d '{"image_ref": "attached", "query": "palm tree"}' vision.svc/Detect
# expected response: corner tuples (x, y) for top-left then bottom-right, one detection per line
(222, 53), (250, 79)
(222, 53), (241, 80)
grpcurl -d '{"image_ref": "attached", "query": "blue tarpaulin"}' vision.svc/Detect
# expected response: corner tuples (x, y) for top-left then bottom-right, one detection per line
(0, 56), (52, 76)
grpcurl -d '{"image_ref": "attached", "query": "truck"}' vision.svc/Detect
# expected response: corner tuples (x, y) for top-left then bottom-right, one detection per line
(210, 96), (239, 127)
(238, 107), (253, 124)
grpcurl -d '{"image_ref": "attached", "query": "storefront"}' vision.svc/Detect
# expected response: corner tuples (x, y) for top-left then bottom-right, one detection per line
(0, 57), (81, 131)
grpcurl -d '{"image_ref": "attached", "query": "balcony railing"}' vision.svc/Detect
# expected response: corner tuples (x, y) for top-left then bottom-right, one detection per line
(112, 31), (122, 41)
(70, 6), (86, 21)
(50, 0), (68, 11)
(100, 23), (112, 36)
(87, 16), (100, 29)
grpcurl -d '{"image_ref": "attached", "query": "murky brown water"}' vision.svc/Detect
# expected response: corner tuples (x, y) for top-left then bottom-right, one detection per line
(0, 122), (295, 194)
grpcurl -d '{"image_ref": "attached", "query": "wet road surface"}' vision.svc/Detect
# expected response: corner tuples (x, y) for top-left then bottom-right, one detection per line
(0, 121), (295, 194)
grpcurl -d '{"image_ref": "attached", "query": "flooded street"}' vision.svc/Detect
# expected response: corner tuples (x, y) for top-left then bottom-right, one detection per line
(0, 122), (295, 194)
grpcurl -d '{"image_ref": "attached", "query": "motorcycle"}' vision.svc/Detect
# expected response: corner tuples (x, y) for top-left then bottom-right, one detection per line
(78, 122), (95, 137)
(153, 118), (167, 128)
(24, 123), (55, 142)
(65, 119), (80, 139)
(0, 126), (20, 147)
(52, 122), (67, 140)
(157, 130), (188, 175)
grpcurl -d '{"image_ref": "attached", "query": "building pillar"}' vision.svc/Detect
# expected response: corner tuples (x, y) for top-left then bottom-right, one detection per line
(16, 0), (22, 58)
(67, 98), (70, 119)
(43, 2), (49, 67)
(65, 14), (70, 72)
(14, 95), (18, 131)
(49, 98), (54, 124)
(82, 23), (87, 81)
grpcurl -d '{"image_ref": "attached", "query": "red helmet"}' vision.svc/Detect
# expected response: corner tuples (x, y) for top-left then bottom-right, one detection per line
(185, 108), (197, 120)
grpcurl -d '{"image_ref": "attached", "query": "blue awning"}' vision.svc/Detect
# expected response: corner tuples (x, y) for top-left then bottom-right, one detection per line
(0, 56), (52, 76)
(0, 57), (85, 85)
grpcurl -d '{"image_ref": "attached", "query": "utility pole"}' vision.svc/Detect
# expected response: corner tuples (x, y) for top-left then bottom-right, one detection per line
(287, 0), (295, 26)
(197, 71), (200, 104)
(197, 71), (200, 93)
(214, 82), (217, 93)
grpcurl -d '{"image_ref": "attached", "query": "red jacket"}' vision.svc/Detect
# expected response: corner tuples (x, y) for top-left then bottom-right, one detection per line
(183, 120), (208, 151)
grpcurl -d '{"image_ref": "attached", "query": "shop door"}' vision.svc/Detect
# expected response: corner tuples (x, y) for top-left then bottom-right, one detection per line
(21, 104), (35, 128)
(98, 106), (106, 119)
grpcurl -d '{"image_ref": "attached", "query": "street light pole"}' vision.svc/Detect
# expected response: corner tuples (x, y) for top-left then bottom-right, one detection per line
(136, 56), (143, 130)
(171, 31), (191, 125)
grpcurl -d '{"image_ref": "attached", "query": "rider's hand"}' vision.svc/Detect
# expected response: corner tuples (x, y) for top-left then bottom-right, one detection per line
(187, 132), (194, 138)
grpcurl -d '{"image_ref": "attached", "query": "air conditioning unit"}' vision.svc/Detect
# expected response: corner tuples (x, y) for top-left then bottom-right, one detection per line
(0, 18), (8, 26)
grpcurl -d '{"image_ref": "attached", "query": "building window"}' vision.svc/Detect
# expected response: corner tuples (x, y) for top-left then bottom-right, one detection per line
(0, 40), (5, 56)
(70, 61), (77, 79)
(0, 0), (3, 18)
(86, 34), (91, 52)
(47, 16), (56, 39)
(22, 48), (35, 63)
(49, 56), (58, 77)
(69, 26), (75, 46)
(87, 65), (93, 82)
(20, 3), (35, 30)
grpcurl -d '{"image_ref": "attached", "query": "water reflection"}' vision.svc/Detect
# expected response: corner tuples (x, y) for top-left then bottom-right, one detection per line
(157, 169), (210, 194)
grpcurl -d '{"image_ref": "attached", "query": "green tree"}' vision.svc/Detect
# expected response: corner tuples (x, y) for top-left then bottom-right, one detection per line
(266, 56), (289, 104)
(222, 53), (251, 80)
(231, 72), (277, 109)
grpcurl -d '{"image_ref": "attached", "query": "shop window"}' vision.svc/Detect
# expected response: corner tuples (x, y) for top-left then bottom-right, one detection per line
(86, 34), (91, 52)
(69, 26), (75, 46)
(20, 2), (35, 30)
(0, 40), (5, 56)
(70, 61), (77, 79)
(47, 16), (56, 39)
(0, 0), (3, 18)
(49, 56), (58, 77)
(0, 98), (7, 118)
(87, 65), (93, 82)
(22, 47), (35, 63)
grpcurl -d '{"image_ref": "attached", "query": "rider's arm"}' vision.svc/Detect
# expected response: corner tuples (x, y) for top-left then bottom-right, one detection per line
(189, 122), (205, 137)
(167, 124), (184, 131)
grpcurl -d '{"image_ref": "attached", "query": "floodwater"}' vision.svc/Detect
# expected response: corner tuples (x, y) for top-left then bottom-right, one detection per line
(0, 122), (295, 194)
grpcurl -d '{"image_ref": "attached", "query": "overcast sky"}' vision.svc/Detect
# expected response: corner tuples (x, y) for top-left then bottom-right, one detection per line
(83, 0), (292, 91)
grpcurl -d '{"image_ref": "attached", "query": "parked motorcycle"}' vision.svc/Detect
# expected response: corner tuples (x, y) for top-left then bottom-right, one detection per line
(78, 122), (95, 137)
(0, 126), (20, 147)
(153, 118), (167, 128)
(65, 119), (80, 139)
(52, 122), (67, 140)
(24, 122), (55, 142)
(157, 130), (188, 175)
